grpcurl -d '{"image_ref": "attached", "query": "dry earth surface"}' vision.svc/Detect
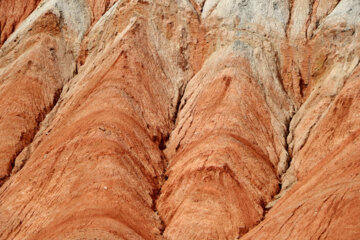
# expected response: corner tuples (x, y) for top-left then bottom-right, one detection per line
(0, 0), (359, 239)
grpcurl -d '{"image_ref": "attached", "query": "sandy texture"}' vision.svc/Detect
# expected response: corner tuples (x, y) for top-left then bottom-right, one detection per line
(0, 0), (359, 239)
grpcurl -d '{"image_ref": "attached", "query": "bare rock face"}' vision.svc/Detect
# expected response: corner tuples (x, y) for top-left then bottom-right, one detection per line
(0, 0), (359, 239)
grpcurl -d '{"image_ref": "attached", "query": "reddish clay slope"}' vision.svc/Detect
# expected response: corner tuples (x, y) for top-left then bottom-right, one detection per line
(0, 13), (171, 240)
(242, 65), (360, 240)
(157, 51), (291, 239)
(0, 10), (81, 184)
(242, 0), (360, 239)
(0, 0), (41, 46)
(0, 0), (359, 240)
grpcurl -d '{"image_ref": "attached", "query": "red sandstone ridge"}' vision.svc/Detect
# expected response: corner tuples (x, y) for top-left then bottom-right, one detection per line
(0, 0), (359, 239)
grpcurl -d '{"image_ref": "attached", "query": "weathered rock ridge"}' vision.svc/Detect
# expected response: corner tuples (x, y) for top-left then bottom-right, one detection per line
(0, 0), (359, 239)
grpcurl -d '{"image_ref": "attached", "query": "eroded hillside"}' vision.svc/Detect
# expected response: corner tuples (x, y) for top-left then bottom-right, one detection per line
(0, 0), (359, 239)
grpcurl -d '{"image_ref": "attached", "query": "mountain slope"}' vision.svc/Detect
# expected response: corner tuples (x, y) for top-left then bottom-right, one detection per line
(0, 0), (359, 239)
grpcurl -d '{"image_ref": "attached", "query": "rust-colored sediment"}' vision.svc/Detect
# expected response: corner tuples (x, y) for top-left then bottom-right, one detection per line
(0, 0), (359, 239)
(0, 0), (41, 46)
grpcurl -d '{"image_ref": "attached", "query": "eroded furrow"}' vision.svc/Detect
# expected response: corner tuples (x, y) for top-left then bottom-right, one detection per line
(0, 0), (41, 47)
(0, 84), (64, 186)
(241, 1), (360, 238)
(1, 0), (360, 240)
(157, 45), (292, 239)
(0, 0), (91, 187)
